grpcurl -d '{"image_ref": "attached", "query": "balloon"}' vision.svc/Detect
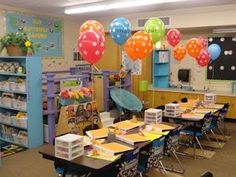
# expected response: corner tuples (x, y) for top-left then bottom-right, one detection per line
(196, 49), (210, 67)
(124, 37), (138, 61)
(144, 17), (165, 44)
(173, 44), (186, 61)
(78, 30), (105, 64)
(79, 20), (104, 36)
(131, 31), (153, 59)
(186, 38), (202, 58)
(110, 17), (131, 45)
(208, 43), (221, 60)
(198, 36), (208, 48)
(167, 29), (182, 47)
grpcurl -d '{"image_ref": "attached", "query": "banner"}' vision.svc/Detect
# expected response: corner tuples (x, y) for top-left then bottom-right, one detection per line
(5, 12), (63, 58)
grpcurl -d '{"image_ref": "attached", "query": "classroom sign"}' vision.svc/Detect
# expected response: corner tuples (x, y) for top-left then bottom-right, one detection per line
(5, 12), (63, 58)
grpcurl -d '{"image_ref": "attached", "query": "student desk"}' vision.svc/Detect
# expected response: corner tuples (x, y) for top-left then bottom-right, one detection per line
(38, 128), (151, 176)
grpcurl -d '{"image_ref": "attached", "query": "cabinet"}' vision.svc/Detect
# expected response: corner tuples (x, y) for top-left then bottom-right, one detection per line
(152, 50), (170, 88)
(0, 56), (43, 148)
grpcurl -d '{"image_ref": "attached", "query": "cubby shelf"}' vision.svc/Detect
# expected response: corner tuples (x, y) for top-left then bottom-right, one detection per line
(0, 89), (27, 94)
(152, 50), (170, 88)
(0, 56), (43, 148)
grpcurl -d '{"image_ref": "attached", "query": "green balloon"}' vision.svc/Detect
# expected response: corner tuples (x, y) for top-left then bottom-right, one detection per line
(144, 17), (165, 44)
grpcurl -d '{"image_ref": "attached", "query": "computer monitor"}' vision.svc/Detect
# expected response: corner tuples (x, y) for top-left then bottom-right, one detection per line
(178, 69), (190, 82)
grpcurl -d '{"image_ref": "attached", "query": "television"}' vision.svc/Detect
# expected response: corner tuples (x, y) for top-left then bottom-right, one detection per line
(178, 69), (190, 82)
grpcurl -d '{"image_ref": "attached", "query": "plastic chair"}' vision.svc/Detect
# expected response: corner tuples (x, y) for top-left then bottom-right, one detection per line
(181, 97), (188, 103)
(210, 103), (229, 142)
(180, 112), (213, 154)
(163, 125), (185, 174)
(138, 136), (167, 177)
(117, 147), (140, 177)
(201, 171), (213, 177)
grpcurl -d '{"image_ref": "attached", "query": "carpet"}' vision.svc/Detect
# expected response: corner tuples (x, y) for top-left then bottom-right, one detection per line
(0, 141), (27, 158)
(200, 140), (225, 149)
(183, 148), (215, 159)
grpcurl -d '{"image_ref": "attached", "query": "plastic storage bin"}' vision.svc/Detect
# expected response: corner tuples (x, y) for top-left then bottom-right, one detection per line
(10, 82), (26, 92)
(164, 103), (180, 117)
(0, 81), (10, 90)
(144, 108), (162, 124)
(55, 134), (84, 160)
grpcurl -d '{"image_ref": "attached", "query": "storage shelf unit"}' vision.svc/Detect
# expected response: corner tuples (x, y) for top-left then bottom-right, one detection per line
(0, 56), (43, 148)
(152, 50), (170, 88)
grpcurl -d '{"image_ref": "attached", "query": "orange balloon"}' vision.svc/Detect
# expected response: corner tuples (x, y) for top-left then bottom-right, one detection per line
(124, 37), (138, 61)
(186, 38), (202, 58)
(79, 20), (105, 36)
(131, 31), (153, 60)
(173, 44), (186, 61)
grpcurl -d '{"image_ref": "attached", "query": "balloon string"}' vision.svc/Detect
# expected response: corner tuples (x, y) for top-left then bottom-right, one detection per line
(152, 87), (154, 108)
(91, 64), (94, 130)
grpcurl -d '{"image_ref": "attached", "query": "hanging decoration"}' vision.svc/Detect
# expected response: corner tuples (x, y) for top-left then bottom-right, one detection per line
(79, 20), (105, 36)
(144, 17), (165, 44)
(109, 17), (131, 45)
(166, 29), (182, 47)
(78, 30), (105, 64)
(208, 43), (221, 60)
(173, 44), (186, 61)
(196, 49), (211, 67)
(198, 36), (208, 48)
(186, 38), (202, 58)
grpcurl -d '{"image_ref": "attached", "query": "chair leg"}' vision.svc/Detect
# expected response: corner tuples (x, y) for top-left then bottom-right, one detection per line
(203, 132), (211, 143)
(158, 160), (168, 177)
(210, 129), (221, 147)
(171, 149), (185, 173)
(218, 127), (226, 141)
(195, 137), (205, 156)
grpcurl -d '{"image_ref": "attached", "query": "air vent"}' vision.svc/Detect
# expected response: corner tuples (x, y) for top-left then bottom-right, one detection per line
(136, 16), (171, 29)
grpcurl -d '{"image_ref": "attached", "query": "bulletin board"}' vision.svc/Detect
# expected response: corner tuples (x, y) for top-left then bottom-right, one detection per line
(5, 12), (63, 58)
(207, 36), (236, 80)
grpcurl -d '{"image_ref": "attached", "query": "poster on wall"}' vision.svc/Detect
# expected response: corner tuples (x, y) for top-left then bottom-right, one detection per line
(5, 12), (63, 58)
(122, 50), (142, 75)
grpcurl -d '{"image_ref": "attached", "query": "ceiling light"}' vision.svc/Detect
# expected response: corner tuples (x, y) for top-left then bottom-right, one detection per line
(213, 28), (236, 33)
(64, 0), (185, 14)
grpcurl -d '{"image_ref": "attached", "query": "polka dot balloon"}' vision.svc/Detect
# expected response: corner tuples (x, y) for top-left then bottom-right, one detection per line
(198, 36), (208, 48)
(78, 30), (105, 64)
(79, 20), (105, 36)
(110, 17), (131, 45)
(186, 38), (202, 58)
(124, 37), (138, 61)
(167, 29), (182, 47)
(173, 44), (186, 61)
(131, 31), (153, 60)
(196, 49), (210, 67)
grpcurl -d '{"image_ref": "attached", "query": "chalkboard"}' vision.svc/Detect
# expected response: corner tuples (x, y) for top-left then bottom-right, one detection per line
(207, 37), (236, 80)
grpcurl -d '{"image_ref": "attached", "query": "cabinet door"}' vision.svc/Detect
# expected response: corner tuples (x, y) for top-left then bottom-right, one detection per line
(162, 92), (181, 104)
(147, 91), (163, 108)
(179, 93), (203, 100)
(229, 98), (236, 119)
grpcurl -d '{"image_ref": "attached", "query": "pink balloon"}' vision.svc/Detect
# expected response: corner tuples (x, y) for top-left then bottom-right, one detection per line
(198, 36), (208, 48)
(166, 29), (181, 47)
(196, 49), (210, 67)
(78, 30), (105, 64)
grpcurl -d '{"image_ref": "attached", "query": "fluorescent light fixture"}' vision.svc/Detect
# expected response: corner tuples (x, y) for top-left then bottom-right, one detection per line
(213, 28), (236, 33)
(65, 0), (185, 14)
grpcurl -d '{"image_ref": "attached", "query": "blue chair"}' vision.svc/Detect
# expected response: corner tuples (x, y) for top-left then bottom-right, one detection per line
(117, 147), (140, 177)
(180, 112), (213, 154)
(138, 136), (167, 177)
(210, 103), (229, 143)
(163, 125), (185, 174)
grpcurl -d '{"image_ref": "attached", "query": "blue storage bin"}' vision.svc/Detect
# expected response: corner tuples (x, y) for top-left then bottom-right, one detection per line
(59, 98), (74, 106)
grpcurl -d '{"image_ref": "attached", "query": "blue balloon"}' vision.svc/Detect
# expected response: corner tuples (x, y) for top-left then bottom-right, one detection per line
(208, 43), (221, 60)
(109, 17), (131, 45)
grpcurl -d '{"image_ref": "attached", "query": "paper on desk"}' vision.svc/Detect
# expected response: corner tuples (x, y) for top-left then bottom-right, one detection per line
(142, 132), (163, 141)
(86, 150), (121, 162)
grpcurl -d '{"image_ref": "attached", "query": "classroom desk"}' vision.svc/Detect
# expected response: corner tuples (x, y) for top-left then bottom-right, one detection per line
(165, 103), (224, 159)
(38, 128), (152, 176)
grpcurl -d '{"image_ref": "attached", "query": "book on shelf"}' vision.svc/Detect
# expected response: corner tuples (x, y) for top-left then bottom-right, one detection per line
(94, 142), (133, 156)
(116, 133), (150, 145)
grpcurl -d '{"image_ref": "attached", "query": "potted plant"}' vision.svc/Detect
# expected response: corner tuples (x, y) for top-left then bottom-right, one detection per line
(0, 32), (34, 56)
